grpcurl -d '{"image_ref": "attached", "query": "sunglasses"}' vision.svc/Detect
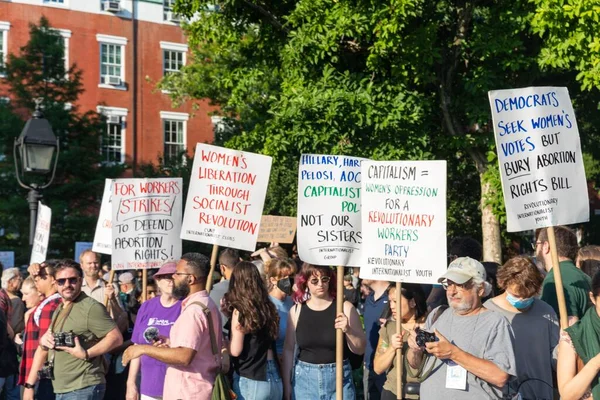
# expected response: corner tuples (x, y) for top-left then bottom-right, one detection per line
(309, 276), (331, 285)
(56, 277), (79, 286)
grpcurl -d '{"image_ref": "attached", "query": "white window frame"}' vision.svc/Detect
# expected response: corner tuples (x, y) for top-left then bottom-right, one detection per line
(0, 22), (10, 77)
(42, 0), (69, 9)
(96, 34), (127, 90)
(163, 0), (181, 24)
(160, 111), (188, 163)
(54, 29), (71, 74)
(160, 42), (187, 77)
(97, 106), (127, 164)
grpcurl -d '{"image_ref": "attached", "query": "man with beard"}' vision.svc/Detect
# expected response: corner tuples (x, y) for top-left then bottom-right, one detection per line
(23, 259), (123, 400)
(122, 252), (223, 400)
(407, 257), (517, 399)
(538, 226), (591, 325)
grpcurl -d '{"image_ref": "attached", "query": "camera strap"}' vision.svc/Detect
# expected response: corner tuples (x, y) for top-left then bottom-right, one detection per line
(48, 302), (75, 363)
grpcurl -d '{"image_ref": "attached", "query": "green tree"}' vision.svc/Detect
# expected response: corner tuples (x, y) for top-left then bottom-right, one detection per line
(0, 17), (124, 265)
(166, 0), (595, 261)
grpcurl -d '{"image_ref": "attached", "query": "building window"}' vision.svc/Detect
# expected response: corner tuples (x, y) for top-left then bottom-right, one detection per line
(163, 120), (185, 162)
(96, 34), (127, 88)
(163, 0), (180, 22)
(163, 50), (184, 76)
(44, 0), (65, 3)
(97, 106), (127, 164)
(100, 44), (122, 84)
(54, 29), (71, 74)
(0, 22), (10, 74)
(103, 118), (123, 163)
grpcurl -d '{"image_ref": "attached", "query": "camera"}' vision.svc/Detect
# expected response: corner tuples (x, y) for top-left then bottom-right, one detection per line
(143, 327), (160, 343)
(415, 327), (437, 348)
(54, 331), (76, 348)
(38, 361), (54, 380)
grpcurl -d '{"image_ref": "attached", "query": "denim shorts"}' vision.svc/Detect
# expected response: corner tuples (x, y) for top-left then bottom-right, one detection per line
(234, 360), (283, 400)
(292, 359), (355, 400)
(55, 384), (105, 400)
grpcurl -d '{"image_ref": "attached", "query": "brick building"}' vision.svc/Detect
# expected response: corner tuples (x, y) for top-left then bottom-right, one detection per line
(0, 0), (216, 171)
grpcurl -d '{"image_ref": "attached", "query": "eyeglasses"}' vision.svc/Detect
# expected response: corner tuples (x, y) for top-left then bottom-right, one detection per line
(441, 279), (472, 291)
(309, 276), (331, 285)
(56, 277), (79, 286)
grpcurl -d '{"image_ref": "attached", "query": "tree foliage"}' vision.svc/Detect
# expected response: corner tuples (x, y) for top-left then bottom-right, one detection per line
(0, 17), (124, 265)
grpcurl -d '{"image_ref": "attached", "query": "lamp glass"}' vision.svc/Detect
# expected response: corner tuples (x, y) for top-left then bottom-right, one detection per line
(23, 144), (55, 173)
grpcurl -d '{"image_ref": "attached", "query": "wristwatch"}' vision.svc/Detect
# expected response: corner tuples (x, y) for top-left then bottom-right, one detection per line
(24, 383), (35, 389)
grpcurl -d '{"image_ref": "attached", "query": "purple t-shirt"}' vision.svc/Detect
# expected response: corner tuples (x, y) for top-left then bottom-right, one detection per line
(131, 296), (182, 397)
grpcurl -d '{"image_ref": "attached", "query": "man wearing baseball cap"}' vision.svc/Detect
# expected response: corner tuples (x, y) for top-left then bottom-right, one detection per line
(407, 257), (517, 399)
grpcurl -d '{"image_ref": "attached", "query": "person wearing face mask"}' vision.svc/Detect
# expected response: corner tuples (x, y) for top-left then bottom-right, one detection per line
(265, 259), (296, 360)
(484, 256), (559, 400)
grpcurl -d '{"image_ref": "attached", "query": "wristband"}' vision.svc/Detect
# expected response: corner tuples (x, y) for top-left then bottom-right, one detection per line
(24, 383), (35, 389)
(84, 349), (90, 361)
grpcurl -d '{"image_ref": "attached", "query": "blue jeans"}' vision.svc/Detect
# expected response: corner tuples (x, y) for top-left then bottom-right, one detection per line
(292, 359), (355, 400)
(0, 374), (20, 400)
(55, 383), (105, 400)
(234, 360), (282, 400)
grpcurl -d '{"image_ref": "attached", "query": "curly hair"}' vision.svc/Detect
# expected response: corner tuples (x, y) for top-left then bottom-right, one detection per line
(224, 261), (279, 340)
(292, 263), (337, 304)
(497, 256), (543, 298)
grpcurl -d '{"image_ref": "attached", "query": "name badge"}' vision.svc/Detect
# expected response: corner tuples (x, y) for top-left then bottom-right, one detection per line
(445, 360), (467, 390)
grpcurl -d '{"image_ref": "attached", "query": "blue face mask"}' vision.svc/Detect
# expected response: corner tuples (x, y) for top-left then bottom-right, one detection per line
(506, 293), (534, 309)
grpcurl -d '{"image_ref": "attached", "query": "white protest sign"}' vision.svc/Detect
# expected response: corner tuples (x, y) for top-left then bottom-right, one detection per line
(359, 161), (447, 284)
(180, 143), (272, 251)
(30, 202), (52, 264)
(93, 179), (113, 255)
(74, 242), (93, 261)
(112, 178), (182, 270)
(489, 87), (589, 232)
(0, 252), (14, 269)
(297, 154), (364, 266)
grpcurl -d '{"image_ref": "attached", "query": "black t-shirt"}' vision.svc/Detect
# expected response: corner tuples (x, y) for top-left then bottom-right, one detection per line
(232, 326), (272, 381)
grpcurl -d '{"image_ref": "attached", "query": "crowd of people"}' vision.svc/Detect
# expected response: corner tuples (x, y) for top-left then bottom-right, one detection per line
(1, 226), (600, 399)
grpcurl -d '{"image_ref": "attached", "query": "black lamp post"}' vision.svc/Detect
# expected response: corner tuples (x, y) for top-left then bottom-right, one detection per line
(14, 99), (60, 246)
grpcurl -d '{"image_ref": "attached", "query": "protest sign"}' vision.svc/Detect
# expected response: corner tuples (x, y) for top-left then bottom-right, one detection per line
(257, 215), (297, 244)
(0, 252), (14, 269)
(489, 87), (588, 232)
(93, 179), (113, 254)
(75, 242), (93, 261)
(297, 154), (364, 266)
(31, 202), (52, 264)
(180, 143), (272, 252)
(112, 178), (182, 270)
(359, 160), (447, 284)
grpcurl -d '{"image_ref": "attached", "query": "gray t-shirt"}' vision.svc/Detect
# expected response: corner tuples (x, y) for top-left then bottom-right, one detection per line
(209, 279), (230, 331)
(420, 306), (517, 400)
(484, 298), (558, 400)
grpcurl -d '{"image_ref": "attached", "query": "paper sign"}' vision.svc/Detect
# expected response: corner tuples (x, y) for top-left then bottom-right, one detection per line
(257, 216), (297, 244)
(180, 143), (272, 251)
(297, 154), (364, 266)
(31, 202), (52, 264)
(359, 160), (447, 284)
(75, 242), (93, 262)
(489, 87), (589, 232)
(112, 178), (183, 270)
(0, 252), (15, 269)
(93, 179), (113, 254)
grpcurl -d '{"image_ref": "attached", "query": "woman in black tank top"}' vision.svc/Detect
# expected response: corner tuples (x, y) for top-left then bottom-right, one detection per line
(282, 264), (366, 400)
(225, 262), (282, 400)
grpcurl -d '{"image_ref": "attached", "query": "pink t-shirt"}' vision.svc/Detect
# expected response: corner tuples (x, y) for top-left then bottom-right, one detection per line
(163, 290), (222, 400)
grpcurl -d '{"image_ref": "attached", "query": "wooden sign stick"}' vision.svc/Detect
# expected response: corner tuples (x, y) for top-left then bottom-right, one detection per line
(547, 226), (569, 329)
(396, 281), (403, 399)
(142, 269), (148, 303)
(336, 265), (344, 400)
(104, 269), (115, 307)
(206, 244), (219, 293)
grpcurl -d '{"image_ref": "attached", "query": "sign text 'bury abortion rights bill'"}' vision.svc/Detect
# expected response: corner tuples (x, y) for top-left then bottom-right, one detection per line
(489, 87), (588, 232)
(297, 154), (364, 267)
(359, 161), (447, 285)
(112, 178), (182, 270)
(180, 143), (272, 252)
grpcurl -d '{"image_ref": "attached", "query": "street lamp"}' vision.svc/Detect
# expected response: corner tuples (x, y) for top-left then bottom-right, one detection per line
(14, 99), (60, 246)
